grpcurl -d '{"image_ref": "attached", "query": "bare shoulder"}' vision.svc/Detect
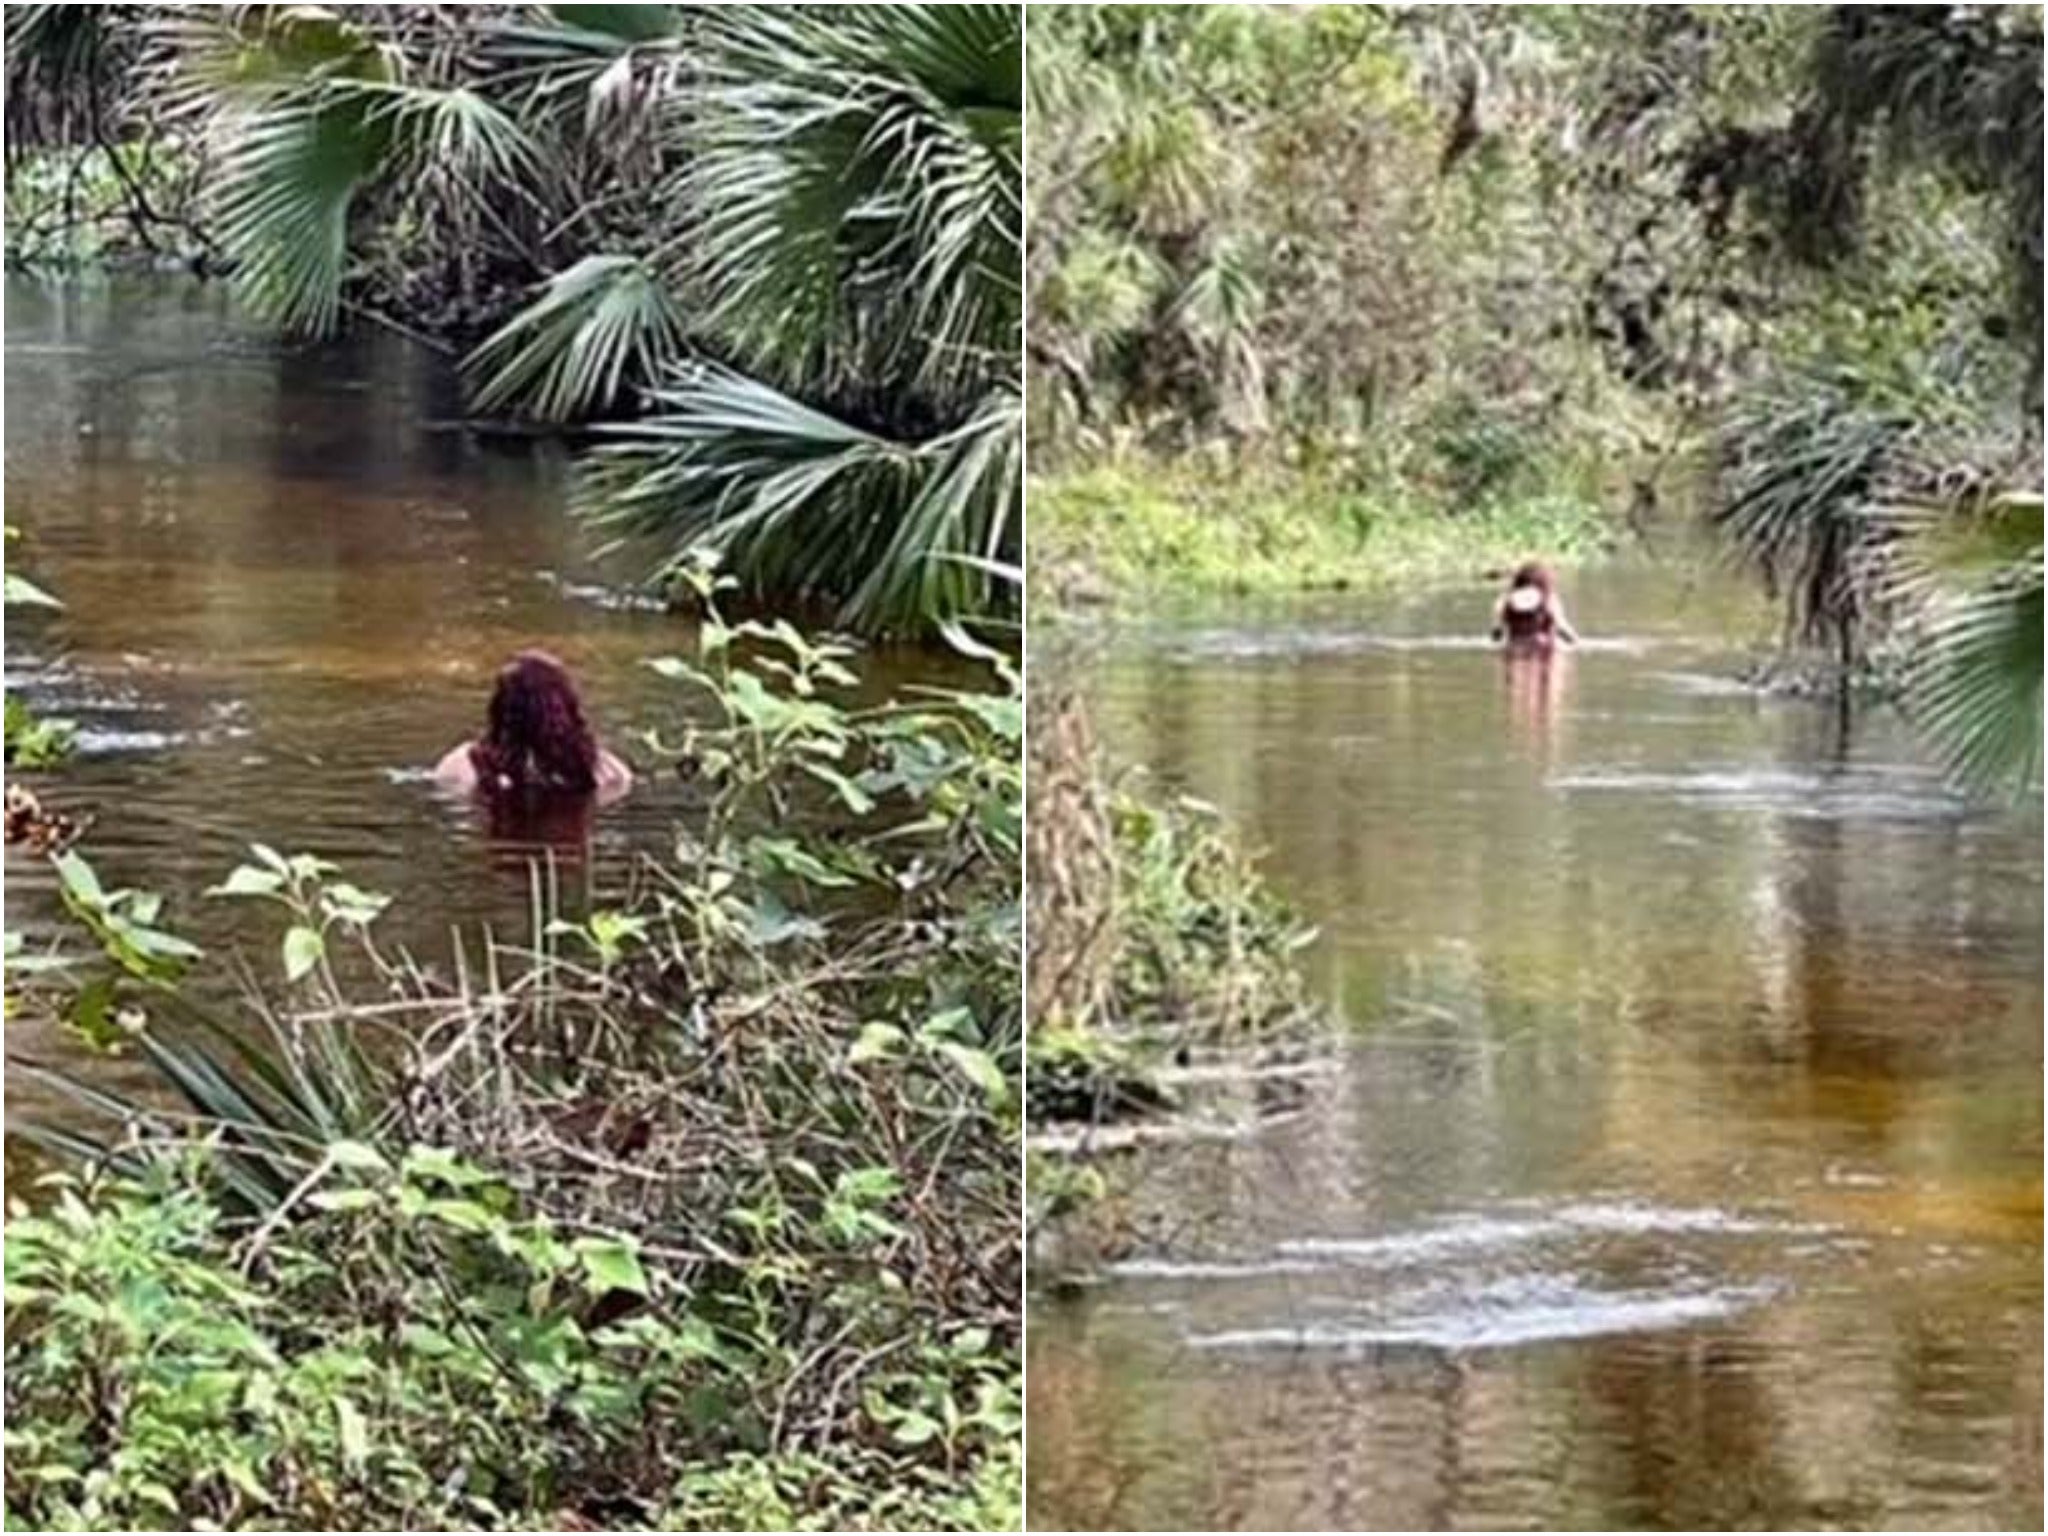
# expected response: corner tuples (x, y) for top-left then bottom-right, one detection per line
(433, 742), (479, 790)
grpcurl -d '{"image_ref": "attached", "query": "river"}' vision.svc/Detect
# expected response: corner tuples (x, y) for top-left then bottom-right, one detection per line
(3, 276), (955, 1134)
(1027, 569), (2042, 1530)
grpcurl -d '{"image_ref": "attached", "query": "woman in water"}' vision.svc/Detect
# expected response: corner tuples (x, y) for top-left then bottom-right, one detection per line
(436, 650), (633, 804)
(1490, 561), (1579, 652)
(1492, 562), (1576, 762)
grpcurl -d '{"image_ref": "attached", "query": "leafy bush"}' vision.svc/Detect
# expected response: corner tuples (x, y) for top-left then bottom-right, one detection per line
(5, 1153), (1018, 1532)
(1030, 459), (1612, 601)
(1024, 686), (1315, 1127)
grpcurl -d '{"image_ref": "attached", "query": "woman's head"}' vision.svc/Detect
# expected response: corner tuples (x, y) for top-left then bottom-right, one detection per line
(472, 650), (597, 795)
(1509, 561), (1554, 594)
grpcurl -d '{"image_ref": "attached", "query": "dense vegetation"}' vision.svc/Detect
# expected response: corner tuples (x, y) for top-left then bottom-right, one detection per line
(4, 4), (1021, 634)
(1028, 3), (2040, 793)
(5, 568), (1022, 1530)
(1022, 681), (1320, 1255)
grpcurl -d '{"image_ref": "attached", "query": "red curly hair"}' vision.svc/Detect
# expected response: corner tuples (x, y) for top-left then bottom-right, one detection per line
(469, 650), (599, 795)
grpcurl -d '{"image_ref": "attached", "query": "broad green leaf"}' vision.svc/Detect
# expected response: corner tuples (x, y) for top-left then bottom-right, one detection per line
(52, 851), (105, 909)
(209, 865), (287, 898)
(573, 1235), (650, 1297)
(281, 925), (324, 982)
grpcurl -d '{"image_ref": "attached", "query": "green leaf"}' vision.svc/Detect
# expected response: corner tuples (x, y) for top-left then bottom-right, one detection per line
(848, 1022), (905, 1064)
(326, 1139), (388, 1173)
(220, 1459), (271, 1504)
(802, 761), (877, 815)
(334, 1396), (369, 1470)
(936, 1041), (1010, 1106)
(573, 1235), (650, 1297)
(52, 851), (105, 909)
(4, 571), (62, 608)
(424, 1198), (500, 1234)
(322, 882), (390, 926)
(209, 864), (287, 898)
(281, 925), (325, 982)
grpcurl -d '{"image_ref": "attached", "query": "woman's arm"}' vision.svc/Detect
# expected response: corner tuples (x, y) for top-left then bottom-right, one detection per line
(433, 743), (479, 790)
(1550, 597), (1580, 645)
(595, 749), (634, 804)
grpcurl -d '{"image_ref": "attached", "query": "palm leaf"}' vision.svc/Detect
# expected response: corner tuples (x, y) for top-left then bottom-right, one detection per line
(1711, 367), (1916, 652)
(164, 9), (541, 338)
(1882, 489), (2044, 795)
(681, 3), (1021, 400)
(576, 364), (1017, 632)
(209, 92), (391, 335)
(464, 253), (687, 422)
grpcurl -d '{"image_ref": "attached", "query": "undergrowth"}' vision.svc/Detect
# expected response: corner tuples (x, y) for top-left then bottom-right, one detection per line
(1029, 459), (1618, 608)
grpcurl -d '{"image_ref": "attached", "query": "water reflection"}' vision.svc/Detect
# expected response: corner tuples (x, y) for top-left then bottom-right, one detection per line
(1029, 572), (2041, 1530)
(1502, 647), (1573, 767)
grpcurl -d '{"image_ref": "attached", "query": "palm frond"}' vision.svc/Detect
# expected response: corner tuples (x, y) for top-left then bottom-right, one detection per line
(209, 92), (391, 335)
(1711, 367), (1916, 652)
(163, 9), (542, 338)
(476, 5), (689, 145)
(681, 3), (1021, 400)
(465, 252), (686, 422)
(854, 387), (1021, 626)
(13, 1003), (383, 1214)
(1882, 489), (2044, 795)
(1908, 566), (2043, 794)
(575, 364), (1017, 632)
(4, 3), (120, 155)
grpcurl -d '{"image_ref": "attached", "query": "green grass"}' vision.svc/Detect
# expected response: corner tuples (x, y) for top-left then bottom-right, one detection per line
(1030, 460), (1619, 604)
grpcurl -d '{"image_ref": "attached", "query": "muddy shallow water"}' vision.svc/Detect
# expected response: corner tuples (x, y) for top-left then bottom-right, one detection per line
(1028, 573), (2042, 1530)
(4, 275), (962, 1130)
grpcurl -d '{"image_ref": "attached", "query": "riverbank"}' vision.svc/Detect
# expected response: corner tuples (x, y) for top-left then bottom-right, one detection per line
(1030, 461), (1621, 608)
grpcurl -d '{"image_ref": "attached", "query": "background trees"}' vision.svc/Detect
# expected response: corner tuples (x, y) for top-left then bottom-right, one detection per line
(1028, 3), (2040, 794)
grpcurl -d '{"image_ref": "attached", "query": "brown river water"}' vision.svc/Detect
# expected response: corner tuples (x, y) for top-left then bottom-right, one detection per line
(3, 276), (960, 1135)
(1028, 574), (2042, 1528)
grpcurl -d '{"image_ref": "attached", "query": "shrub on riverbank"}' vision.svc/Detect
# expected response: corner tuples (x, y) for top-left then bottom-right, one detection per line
(1022, 686), (1320, 1267)
(1030, 460), (1615, 607)
(4, 590), (1022, 1532)
(1024, 688), (1314, 1122)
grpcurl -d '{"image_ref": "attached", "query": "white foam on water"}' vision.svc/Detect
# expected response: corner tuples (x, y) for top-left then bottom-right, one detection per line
(71, 727), (189, 754)
(1185, 1278), (1782, 1353)
(1271, 1201), (1810, 1271)
(1278, 1216), (1559, 1265)
(1552, 767), (1965, 821)
(1104, 1256), (1329, 1282)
